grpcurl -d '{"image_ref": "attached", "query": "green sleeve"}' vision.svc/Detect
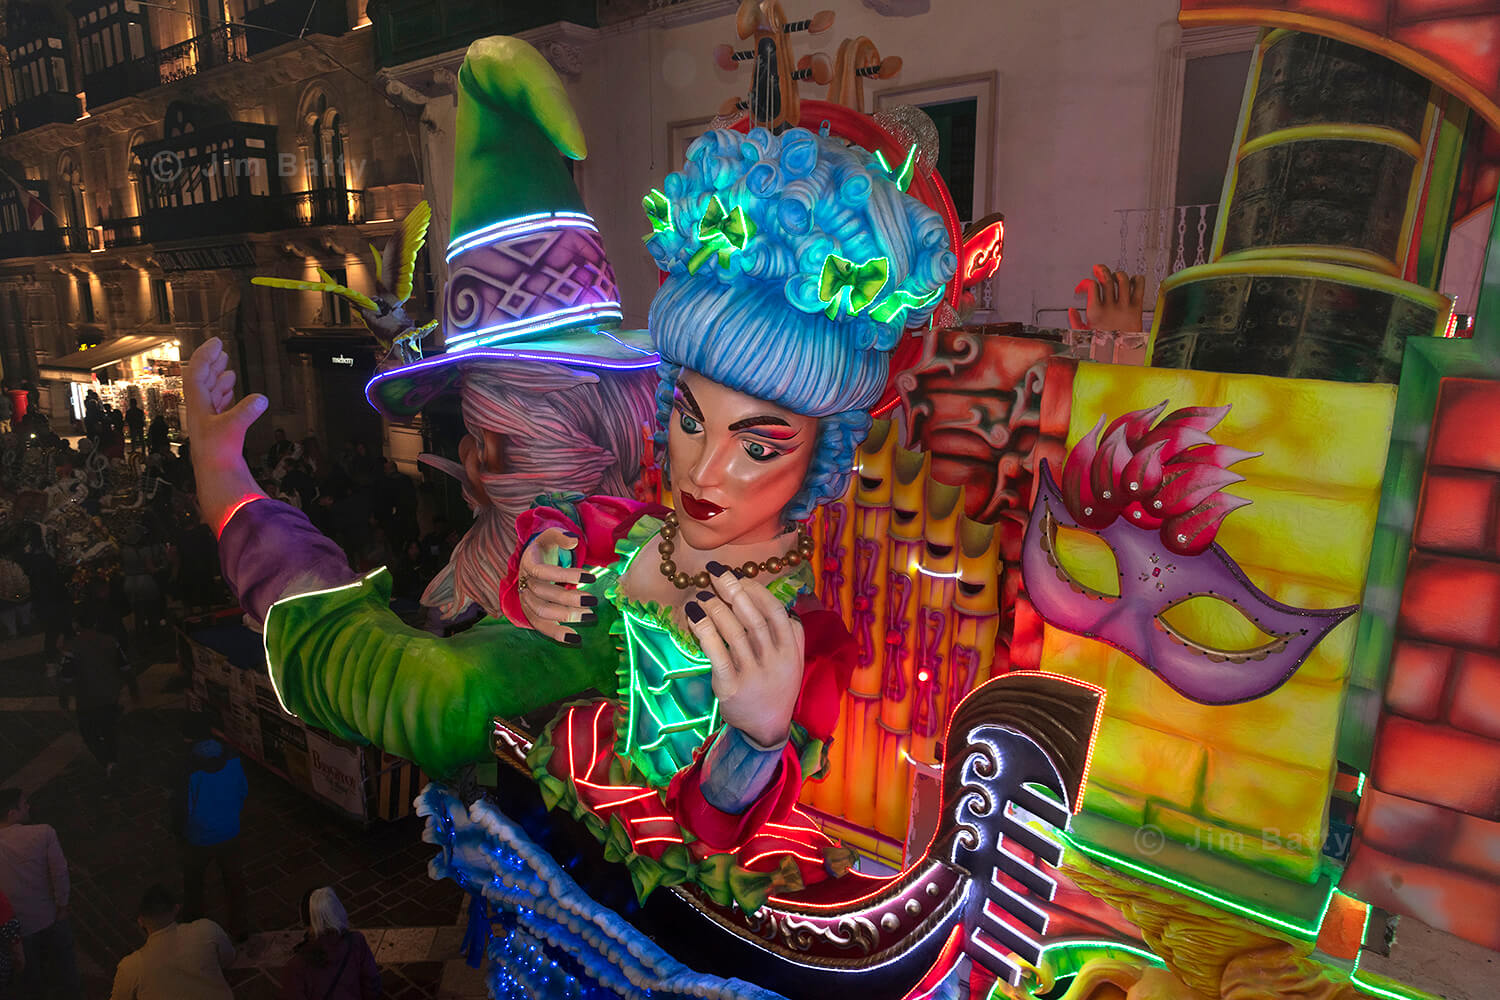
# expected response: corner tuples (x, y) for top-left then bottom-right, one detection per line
(264, 568), (620, 778)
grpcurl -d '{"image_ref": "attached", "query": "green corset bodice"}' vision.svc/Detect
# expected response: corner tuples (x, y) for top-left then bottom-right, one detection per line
(605, 515), (812, 789)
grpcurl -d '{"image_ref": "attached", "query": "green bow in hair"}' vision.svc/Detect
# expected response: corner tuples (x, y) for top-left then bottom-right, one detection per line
(687, 195), (755, 273)
(870, 284), (944, 324)
(819, 254), (890, 318)
(642, 188), (671, 244)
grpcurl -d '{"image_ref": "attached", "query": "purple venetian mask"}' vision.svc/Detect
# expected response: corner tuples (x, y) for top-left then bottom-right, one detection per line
(1021, 403), (1356, 704)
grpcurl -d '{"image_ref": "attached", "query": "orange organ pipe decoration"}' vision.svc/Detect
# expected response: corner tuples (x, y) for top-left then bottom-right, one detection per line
(908, 477), (962, 770)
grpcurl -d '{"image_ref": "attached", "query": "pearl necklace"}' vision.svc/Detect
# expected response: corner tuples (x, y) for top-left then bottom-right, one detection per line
(657, 512), (815, 590)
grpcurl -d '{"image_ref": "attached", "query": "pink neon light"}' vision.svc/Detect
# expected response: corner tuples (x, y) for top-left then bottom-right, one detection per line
(744, 848), (826, 868)
(578, 787), (657, 810)
(565, 704), (580, 782)
(216, 493), (268, 539)
(764, 821), (825, 838)
(631, 835), (687, 847)
(572, 775), (650, 794)
(587, 702), (607, 767)
(627, 814), (678, 826)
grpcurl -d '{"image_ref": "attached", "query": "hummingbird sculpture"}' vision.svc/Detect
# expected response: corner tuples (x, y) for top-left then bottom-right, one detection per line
(254, 200), (438, 365)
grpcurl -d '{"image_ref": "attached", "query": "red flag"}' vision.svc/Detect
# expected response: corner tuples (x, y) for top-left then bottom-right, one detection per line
(8, 175), (45, 230)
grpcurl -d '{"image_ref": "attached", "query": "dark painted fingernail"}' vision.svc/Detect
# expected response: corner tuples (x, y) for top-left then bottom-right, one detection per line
(685, 602), (705, 623)
(695, 590), (714, 602)
(564, 633), (581, 646)
(580, 594), (598, 607)
(707, 560), (731, 577)
(578, 572), (597, 584)
(579, 611), (597, 624)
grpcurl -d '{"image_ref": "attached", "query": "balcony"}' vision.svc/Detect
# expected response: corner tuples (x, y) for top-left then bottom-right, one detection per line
(79, 56), (161, 110)
(157, 25), (249, 85)
(242, 0), (348, 56)
(0, 230), (65, 259)
(141, 194), (278, 243)
(58, 226), (98, 253)
(284, 189), (366, 227)
(0, 91), (82, 138)
(102, 218), (144, 248)
(370, 0), (597, 68)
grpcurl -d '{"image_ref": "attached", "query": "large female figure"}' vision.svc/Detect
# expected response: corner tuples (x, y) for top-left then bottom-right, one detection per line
(189, 123), (954, 911)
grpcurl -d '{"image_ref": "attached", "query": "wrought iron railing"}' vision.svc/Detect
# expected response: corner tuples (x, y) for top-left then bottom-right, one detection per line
(59, 227), (94, 253)
(1113, 203), (1218, 303)
(157, 25), (249, 85)
(102, 218), (145, 248)
(283, 188), (367, 227)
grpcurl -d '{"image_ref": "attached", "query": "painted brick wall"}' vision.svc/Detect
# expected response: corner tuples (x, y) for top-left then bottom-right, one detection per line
(1345, 377), (1500, 950)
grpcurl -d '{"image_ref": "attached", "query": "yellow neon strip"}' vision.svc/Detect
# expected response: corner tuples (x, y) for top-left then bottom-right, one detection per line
(1236, 124), (1424, 163)
(1180, 9), (1500, 136)
(1396, 95), (1442, 276)
(1216, 245), (1400, 276)
(1156, 258), (1456, 315)
(1210, 31), (1266, 261)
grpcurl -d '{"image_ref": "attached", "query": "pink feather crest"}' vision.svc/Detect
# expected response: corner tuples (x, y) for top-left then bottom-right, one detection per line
(1061, 415), (1114, 529)
(1058, 403), (1257, 551)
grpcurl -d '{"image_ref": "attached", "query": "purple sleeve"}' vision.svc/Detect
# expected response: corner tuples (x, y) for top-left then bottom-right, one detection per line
(218, 498), (357, 627)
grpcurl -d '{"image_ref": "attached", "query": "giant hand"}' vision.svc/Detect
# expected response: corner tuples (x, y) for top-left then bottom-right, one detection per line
(685, 562), (805, 749)
(1068, 263), (1145, 333)
(185, 337), (268, 534)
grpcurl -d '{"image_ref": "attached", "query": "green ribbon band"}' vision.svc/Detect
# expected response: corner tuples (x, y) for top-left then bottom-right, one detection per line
(869, 284), (944, 324)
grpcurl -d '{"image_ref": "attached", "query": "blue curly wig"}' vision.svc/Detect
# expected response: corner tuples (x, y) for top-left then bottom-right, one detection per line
(645, 126), (956, 521)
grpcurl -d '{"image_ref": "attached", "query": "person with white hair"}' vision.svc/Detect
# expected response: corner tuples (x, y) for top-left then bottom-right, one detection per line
(278, 887), (379, 1000)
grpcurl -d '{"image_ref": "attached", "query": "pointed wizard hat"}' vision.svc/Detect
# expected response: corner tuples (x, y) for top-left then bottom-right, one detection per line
(366, 36), (657, 420)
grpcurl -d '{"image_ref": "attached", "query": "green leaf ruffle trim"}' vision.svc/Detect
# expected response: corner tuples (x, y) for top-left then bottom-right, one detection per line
(526, 703), (808, 914)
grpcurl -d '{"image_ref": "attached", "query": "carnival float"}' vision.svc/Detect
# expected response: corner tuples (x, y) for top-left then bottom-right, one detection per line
(196, 1), (1500, 997)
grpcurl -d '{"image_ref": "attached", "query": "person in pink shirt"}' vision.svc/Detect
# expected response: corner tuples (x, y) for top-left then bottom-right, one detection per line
(0, 788), (79, 998)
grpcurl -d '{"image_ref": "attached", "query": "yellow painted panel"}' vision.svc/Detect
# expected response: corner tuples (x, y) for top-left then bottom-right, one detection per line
(1087, 714), (1207, 809)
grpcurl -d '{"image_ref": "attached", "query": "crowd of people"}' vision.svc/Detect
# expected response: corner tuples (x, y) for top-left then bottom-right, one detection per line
(1, 777), (380, 998)
(256, 430), (462, 608)
(2, 727), (384, 1000)
(0, 385), (462, 999)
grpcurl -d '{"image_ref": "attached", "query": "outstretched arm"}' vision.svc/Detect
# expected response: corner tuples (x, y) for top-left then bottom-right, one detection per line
(184, 339), (354, 622)
(184, 337), (269, 536)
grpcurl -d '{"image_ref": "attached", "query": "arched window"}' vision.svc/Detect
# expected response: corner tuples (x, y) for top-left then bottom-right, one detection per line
(57, 153), (88, 251)
(306, 95), (348, 193)
(297, 89), (351, 224)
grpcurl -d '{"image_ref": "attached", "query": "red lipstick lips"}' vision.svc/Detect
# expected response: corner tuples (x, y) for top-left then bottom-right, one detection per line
(679, 491), (725, 521)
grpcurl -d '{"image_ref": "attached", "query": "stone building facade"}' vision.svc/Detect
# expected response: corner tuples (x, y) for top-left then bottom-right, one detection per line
(0, 0), (426, 458)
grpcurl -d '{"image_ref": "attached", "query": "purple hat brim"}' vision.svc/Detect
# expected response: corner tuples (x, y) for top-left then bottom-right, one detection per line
(365, 328), (659, 421)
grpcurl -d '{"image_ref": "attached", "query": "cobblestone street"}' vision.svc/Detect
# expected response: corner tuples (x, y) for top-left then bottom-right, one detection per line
(1, 631), (490, 999)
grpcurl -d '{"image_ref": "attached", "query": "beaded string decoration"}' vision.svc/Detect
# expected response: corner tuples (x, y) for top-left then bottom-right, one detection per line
(657, 512), (815, 589)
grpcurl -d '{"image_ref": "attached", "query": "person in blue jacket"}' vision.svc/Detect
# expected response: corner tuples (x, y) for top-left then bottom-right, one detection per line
(170, 715), (249, 942)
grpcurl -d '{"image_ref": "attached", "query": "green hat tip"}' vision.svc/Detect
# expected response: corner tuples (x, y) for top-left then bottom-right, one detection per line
(451, 36), (590, 239)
